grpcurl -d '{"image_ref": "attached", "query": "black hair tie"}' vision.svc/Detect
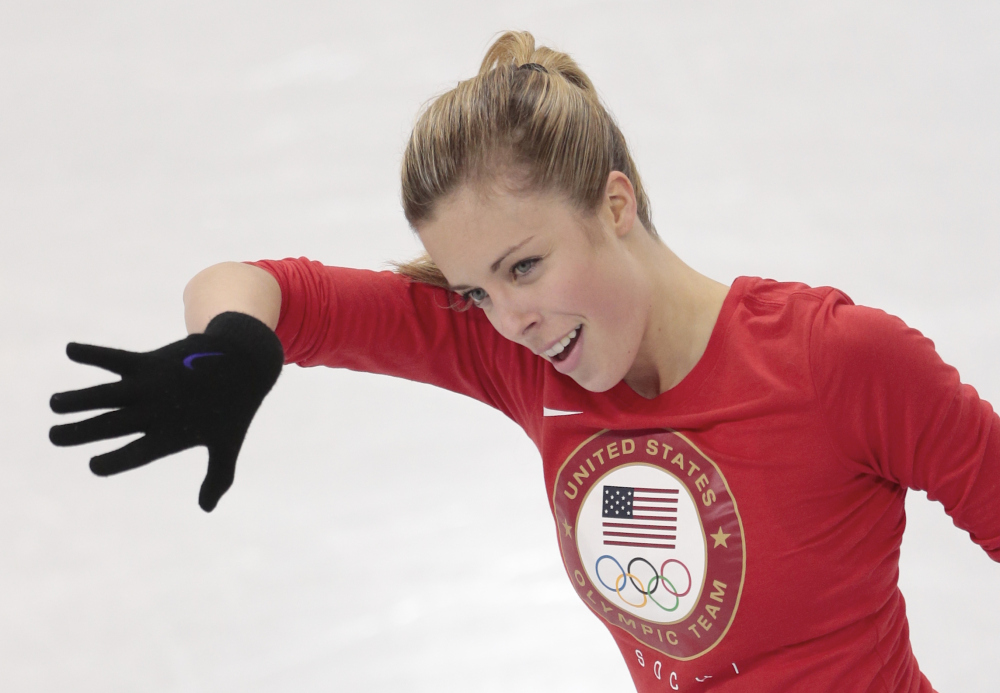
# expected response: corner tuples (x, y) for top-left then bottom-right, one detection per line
(518, 62), (548, 74)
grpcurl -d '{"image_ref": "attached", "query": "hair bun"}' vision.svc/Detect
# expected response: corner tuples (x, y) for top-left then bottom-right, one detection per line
(401, 29), (653, 244)
(517, 62), (548, 74)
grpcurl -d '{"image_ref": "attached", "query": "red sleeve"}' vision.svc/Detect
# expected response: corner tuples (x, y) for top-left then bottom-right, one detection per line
(245, 257), (544, 443)
(809, 291), (1000, 561)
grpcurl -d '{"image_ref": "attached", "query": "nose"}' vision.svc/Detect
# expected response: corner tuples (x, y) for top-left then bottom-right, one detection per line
(489, 291), (539, 341)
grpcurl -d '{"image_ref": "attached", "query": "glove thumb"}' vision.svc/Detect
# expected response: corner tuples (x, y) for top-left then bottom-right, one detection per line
(199, 444), (240, 512)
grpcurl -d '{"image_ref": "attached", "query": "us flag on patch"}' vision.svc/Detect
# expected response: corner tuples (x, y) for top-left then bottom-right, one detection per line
(601, 485), (678, 549)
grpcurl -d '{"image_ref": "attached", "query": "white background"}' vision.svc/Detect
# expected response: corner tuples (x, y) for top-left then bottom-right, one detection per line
(2, 1), (998, 690)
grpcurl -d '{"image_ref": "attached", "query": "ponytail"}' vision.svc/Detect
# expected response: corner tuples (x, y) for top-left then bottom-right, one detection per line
(398, 31), (654, 288)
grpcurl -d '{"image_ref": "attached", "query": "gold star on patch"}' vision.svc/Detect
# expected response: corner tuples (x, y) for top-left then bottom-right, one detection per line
(710, 527), (731, 548)
(562, 518), (573, 538)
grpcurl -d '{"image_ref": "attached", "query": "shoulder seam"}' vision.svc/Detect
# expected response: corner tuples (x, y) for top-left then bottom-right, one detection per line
(742, 286), (831, 312)
(806, 296), (874, 477)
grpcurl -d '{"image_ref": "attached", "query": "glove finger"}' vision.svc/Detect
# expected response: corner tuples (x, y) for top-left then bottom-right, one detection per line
(49, 408), (142, 447)
(198, 444), (240, 512)
(66, 342), (143, 376)
(50, 381), (133, 414)
(89, 434), (185, 476)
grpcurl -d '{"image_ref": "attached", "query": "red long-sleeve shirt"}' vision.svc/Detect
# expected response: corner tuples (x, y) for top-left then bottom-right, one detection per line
(250, 257), (1000, 692)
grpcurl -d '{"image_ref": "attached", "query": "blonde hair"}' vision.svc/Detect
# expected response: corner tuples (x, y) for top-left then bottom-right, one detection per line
(397, 31), (654, 288)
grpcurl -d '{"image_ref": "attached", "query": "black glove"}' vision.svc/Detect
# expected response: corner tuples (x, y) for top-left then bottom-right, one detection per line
(49, 311), (284, 511)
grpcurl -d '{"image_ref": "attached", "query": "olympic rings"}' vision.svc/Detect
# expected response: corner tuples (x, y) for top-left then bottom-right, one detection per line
(594, 554), (693, 612)
(627, 557), (660, 595)
(646, 574), (680, 612)
(595, 555), (627, 592)
(660, 559), (692, 598)
(615, 573), (649, 609)
(614, 572), (648, 608)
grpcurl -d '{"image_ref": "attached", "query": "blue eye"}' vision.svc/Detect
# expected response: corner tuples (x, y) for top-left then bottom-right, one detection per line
(512, 258), (538, 277)
(462, 288), (488, 305)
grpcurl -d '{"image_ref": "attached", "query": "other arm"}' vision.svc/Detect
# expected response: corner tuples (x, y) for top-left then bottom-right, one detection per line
(811, 294), (1000, 561)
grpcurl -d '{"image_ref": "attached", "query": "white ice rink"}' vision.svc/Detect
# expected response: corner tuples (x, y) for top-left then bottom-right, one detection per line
(3, 1), (999, 690)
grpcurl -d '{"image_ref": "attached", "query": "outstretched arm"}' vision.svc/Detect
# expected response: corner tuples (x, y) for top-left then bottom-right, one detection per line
(183, 261), (282, 334)
(50, 261), (286, 511)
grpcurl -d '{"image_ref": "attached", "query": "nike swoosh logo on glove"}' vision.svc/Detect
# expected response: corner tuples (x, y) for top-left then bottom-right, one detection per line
(183, 352), (224, 369)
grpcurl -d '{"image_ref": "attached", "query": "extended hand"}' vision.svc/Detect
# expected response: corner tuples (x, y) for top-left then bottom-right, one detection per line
(49, 312), (284, 511)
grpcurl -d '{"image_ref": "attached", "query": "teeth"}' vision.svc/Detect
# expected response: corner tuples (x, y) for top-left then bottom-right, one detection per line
(543, 327), (580, 358)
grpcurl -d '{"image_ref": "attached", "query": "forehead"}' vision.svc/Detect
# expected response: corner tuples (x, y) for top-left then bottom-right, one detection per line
(417, 186), (586, 277)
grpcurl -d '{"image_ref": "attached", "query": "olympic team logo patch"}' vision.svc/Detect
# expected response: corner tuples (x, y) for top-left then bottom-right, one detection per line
(553, 429), (745, 660)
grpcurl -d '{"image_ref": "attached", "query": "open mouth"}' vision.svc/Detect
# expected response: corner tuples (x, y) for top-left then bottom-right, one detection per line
(545, 325), (583, 362)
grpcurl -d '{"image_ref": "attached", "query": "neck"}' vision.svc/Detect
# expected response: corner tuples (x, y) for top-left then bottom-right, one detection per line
(623, 236), (730, 399)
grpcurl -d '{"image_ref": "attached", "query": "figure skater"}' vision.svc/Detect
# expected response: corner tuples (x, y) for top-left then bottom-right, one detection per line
(50, 31), (999, 692)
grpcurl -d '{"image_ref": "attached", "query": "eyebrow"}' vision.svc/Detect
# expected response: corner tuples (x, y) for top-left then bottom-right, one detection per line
(448, 236), (535, 292)
(490, 237), (535, 273)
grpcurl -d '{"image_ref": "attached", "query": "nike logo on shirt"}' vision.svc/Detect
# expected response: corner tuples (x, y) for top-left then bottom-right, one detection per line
(543, 407), (584, 417)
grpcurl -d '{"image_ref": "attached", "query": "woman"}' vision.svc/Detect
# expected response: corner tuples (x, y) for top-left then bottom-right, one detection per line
(50, 31), (999, 691)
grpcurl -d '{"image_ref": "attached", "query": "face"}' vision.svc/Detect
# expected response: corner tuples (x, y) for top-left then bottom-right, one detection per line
(418, 185), (651, 392)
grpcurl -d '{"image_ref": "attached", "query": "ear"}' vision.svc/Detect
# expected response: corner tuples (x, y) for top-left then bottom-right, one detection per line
(603, 171), (638, 239)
